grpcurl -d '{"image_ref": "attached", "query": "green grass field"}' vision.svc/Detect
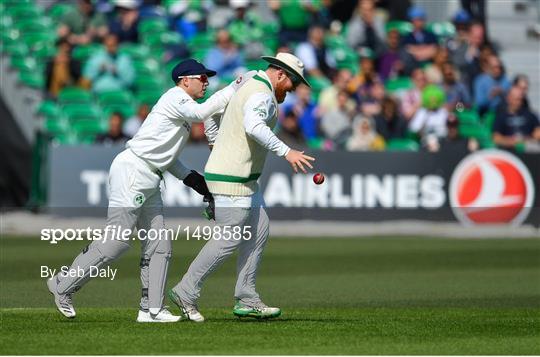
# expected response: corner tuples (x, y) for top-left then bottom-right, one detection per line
(1, 235), (539, 355)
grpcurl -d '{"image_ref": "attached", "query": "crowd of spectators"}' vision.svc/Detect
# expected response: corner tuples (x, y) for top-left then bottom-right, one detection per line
(41, 0), (539, 151)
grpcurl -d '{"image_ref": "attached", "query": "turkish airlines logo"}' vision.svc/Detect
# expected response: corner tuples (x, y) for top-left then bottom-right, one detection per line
(449, 150), (534, 226)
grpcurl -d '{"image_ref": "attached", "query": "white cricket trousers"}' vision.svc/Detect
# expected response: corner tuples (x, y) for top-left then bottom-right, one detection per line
(173, 191), (270, 306)
(55, 149), (171, 314)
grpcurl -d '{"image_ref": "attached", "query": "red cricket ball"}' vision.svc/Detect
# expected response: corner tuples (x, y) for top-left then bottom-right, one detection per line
(313, 172), (325, 185)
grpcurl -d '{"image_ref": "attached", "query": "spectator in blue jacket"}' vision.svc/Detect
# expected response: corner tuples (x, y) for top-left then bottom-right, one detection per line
(474, 55), (510, 115)
(283, 84), (319, 141)
(402, 6), (438, 73)
(204, 29), (244, 79)
(83, 34), (135, 93)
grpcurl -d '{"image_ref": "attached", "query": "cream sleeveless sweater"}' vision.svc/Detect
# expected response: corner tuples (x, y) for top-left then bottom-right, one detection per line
(204, 71), (277, 196)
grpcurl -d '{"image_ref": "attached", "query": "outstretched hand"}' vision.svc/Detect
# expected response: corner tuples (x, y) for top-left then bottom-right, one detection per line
(285, 150), (315, 174)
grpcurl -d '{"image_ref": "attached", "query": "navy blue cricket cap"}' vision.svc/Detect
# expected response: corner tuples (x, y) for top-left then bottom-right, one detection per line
(171, 59), (217, 83)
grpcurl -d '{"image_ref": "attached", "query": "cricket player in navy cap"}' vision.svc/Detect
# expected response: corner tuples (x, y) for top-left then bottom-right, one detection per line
(47, 59), (254, 322)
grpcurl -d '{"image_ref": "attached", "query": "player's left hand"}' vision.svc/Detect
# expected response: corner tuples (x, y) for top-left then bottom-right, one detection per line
(231, 70), (257, 91)
(183, 170), (211, 197)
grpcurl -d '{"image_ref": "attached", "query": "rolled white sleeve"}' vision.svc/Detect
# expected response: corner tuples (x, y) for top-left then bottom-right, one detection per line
(165, 85), (235, 123)
(204, 109), (223, 145)
(243, 93), (290, 157)
(167, 159), (191, 180)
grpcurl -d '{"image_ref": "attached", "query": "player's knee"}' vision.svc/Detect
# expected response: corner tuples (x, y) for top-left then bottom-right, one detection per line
(95, 239), (131, 261)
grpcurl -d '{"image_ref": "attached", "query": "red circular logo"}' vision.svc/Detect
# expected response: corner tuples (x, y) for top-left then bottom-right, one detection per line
(449, 150), (534, 226)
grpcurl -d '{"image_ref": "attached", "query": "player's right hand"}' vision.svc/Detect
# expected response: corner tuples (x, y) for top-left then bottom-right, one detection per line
(231, 70), (257, 91)
(285, 150), (315, 174)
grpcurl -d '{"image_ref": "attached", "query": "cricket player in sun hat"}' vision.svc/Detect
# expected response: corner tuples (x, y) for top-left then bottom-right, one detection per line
(168, 53), (315, 322)
(46, 58), (254, 323)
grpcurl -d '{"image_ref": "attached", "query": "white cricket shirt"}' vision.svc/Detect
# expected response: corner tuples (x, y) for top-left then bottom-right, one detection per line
(126, 84), (234, 178)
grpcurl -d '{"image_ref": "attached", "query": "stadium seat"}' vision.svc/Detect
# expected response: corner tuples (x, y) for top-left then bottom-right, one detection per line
(5, 6), (44, 20)
(57, 87), (93, 104)
(71, 119), (108, 136)
(37, 100), (62, 118)
(427, 22), (456, 39)
(143, 31), (182, 49)
(385, 21), (413, 35)
(187, 30), (215, 50)
(23, 32), (56, 49)
(456, 109), (480, 125)
(483, 111), (496, 131)
(62, 104), (103, 123)
(52, 132), (78, 145)
(19, 70), (44, 89)
(459, 124), (490, 141)
(72, 44), (103, 63)
(10, 54), (37, 71)
(136, 90), (162, 106)
(47, 3), (76, 22)
(3, 42), (28, 57)
(102, 104), (136, 120)
(15, 18), (54, 34)
(119, 43), (150, 60)
(97, 90), (134, 106)
(386, 138), (419, 151)
(44, 116), (69, 135)
(385, 77), (413, 93)
(139, 17), (169, 34)
(132, 58), (160, 76)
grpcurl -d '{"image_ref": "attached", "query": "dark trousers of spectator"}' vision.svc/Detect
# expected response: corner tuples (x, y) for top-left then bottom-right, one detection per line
(279, 29), (307, 47)
(461, 0), (489, 42)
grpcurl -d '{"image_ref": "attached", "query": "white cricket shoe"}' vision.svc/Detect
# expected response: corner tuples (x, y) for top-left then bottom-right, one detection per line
(47, 276), (76, 318)
(168, 289), (205, 322)
(136, 308), (181, 323)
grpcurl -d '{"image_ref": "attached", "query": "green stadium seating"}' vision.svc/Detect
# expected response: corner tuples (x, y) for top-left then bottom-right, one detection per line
(119, 43), (150, 60)
(15, 18), (54, 34)
(37, 100), (62, 118)
(427, 22), (456, 39)
(6, 6), (43, 20)
(456, 109), (480, 125)
(143, 31), (182, 48)
(97, 90), (134, 105)
(58, 87), (93, 104)
(1, 28), (21, 45)
(133, 58), (160, 76)
(187, 30), (215, 51)
(385, 21), (413, 35)
(139, 18), (169, 34)
(459, 124), (490, 141)
(32, 45), (56, 60)
(386, 138), (420, 151)
(47, 3), (76, 21)
(71, 119), (108, 136)
(136, 90), (162, 106)
(102, 105), (136, 120)
(62, 104), (103, 123)
(19, 70), (44, 89)
(52, 132), (78, 145)
(4, 43), (28, 56)
(44, 116), (69, 135)
(483, 111), (496, 131)
(385, 77), (414, 93)
(72, 44), (103, 63)
(23, 32), (56, 49)
(10, 54), (37, 71)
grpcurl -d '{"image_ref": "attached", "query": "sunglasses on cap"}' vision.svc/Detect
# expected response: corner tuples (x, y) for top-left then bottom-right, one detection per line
(179, 74), (209, 83)
(284, 71), (301, 89)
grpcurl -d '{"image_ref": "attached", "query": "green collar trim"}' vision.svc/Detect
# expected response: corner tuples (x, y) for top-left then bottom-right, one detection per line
(253, 74), (272, 92)
(205, 172), (261, 183)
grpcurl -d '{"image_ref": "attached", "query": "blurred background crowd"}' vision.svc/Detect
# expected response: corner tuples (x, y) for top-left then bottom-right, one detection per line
(2, 0), (540, 154)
